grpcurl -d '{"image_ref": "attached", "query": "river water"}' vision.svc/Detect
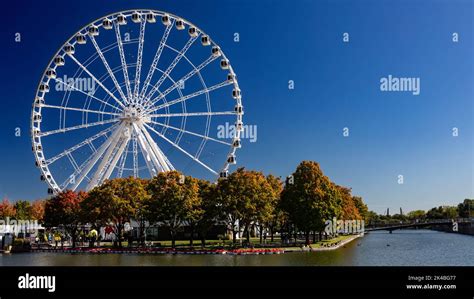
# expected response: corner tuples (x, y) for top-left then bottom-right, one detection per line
(1, 230), (472, 266)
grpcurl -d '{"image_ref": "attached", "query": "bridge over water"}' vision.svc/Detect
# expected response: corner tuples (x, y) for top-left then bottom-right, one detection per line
(366, 218), (472, 233)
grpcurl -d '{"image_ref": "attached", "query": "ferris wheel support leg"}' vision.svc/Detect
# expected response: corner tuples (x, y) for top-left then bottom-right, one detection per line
(153, 142), (175, 171)
(86, 123), (127, 190)
(117, 140), (130, 178)
(133, 124), (163, 177)
(132, 134), (139, 177)
(70, 122), (125, 190)
(100, 133), (131, 183)
(137, 122), (173, 172)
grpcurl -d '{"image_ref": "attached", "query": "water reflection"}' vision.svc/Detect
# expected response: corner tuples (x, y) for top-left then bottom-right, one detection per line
(1, 230), (472, 266)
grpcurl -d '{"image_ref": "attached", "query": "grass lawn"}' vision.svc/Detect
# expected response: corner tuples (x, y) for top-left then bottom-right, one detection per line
(309, 234), (354, 249)
(92, 234), (356, 250)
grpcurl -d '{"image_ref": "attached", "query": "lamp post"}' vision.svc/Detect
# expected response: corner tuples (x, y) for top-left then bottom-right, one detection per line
(137, 208), (145, 248)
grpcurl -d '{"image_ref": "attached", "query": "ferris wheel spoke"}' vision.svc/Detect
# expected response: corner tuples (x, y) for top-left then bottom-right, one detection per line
(140, 68), (183, 113)
(149, 120), (231, 146)
(39, 118), (119, 137)
(67, 54), (126, 109)
(114, 21), (133, 100)
(40, 104), (122, 117)
(139, 20), (175, 101)
(146, 80), (233, 114)
(143, 54), (219, 110)
(133, 20), (146, 99)
(66, 152), (80, 173)
(89, 35), (129, 104)
(117, 139), (130, 178)
(143, 123), (218, 175)
(149, 111), (237, 118)
(45, 124), (117, 166)
(142, 34), (199, 104)
(53, 78), (121, 112)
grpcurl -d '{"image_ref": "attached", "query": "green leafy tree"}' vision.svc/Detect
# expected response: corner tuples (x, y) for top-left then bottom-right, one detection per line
(458, 199), (474, 218)
(195, 179), (218, 247)
(146, 171), (199, 248)
(259, 174), (283, 243)
(14, 200), (32, 220)
(352, 196), (368, 221)
(44, 190), (86, 248)
(80, 186), (111, 245)
(426, 206), (458, 219)
(365, 211), (380, 226)
(130, 178), (150, 247)
(215, 173), (241, 244)
(281, 161), (342, 245)
(391, 213), (408, 222)
(184, 177), (204, 247)
(443, 206), (458, 219)
(216, 168), (275, 244)
(335, 186), (361, 221)
(407, 210), (426, 221)
(426, 207), (444, 219)
(85, 177), (148, 248)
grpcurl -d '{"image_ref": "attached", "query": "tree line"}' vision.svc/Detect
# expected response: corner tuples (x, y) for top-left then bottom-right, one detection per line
(0, 198), (45, 221)
(365, 199), (473, 226)
(1, 161), (369, 248)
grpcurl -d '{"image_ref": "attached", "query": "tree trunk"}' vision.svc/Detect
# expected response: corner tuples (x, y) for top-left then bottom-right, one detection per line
(171, 229), (176, 249)
(259, 224), (263, 244)
(238, 222), (242, 246)
(200, 233), (206, 248)
(189, 224), (194, 248)
(305, 231), (310, 245)
(139, 220), (145, 248)
(117, 224), (122, 248)
(232, 229), (237, 244)
(71, 230), (77, 248)
(245, 224), (250, 244)
(312, 231), (316, 243)
(270, 226), (274, 242)
(95, 226), (101, 247)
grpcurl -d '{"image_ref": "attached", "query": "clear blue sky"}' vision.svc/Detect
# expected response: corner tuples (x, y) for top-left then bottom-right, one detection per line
(0, 0), (472, 214)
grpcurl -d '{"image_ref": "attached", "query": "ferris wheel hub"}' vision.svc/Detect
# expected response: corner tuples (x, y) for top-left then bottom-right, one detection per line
(121, 103), (144, 121)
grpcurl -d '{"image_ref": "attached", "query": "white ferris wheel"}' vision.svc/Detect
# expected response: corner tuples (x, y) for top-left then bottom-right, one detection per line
(31, 10), (243, 194)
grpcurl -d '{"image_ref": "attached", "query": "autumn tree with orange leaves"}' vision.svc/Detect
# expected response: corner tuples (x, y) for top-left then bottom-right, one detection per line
(44, 190), (87, 248)
(0, 198), (16, 218)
